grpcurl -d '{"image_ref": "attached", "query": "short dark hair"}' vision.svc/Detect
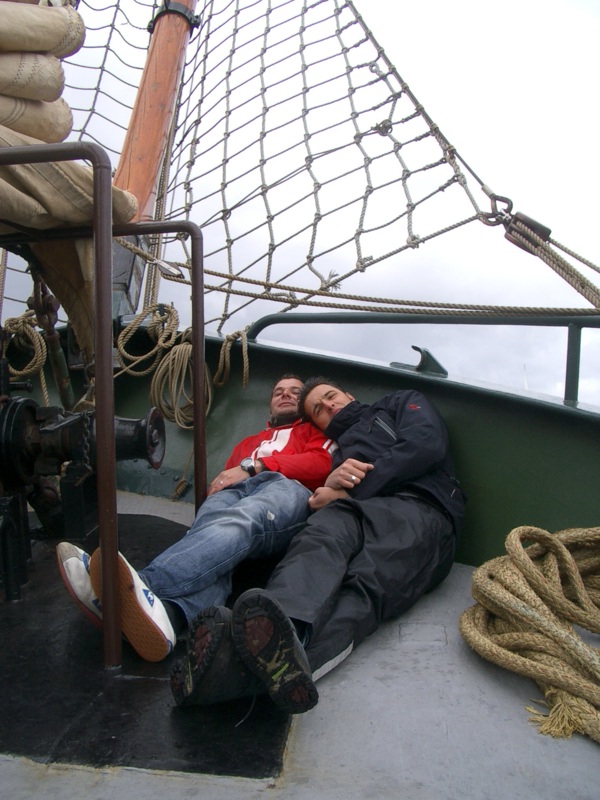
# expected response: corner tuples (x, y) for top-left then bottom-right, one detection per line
(271, 373), (303, 395)
(298, 376), (345, 420)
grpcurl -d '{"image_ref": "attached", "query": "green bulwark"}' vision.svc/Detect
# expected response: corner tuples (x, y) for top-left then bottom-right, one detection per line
(113, 335), (600, 568)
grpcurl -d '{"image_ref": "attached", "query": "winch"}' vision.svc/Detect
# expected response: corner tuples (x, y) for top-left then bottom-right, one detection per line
(0, 356), (165, 600)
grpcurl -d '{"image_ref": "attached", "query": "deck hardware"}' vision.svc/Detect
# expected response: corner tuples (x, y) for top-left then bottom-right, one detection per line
(390, 346), (448, 377)
(148, 2), (200, 33)
(503, 212), (551, 254)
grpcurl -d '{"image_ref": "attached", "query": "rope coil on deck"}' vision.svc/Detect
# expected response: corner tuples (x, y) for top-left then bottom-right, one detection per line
(459, 526), (600, 743)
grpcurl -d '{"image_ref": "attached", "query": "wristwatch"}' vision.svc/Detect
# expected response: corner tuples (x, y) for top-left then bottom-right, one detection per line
(240, 457), (256, 476)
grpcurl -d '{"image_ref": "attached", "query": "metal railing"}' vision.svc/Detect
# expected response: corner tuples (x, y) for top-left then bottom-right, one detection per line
(247, 311), (600, 404)
(0, 142), (205, 668)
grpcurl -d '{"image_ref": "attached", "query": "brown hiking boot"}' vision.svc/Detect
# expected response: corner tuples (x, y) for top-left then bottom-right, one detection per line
(171, 606), (263, 706)
(231, 589), (318, 714)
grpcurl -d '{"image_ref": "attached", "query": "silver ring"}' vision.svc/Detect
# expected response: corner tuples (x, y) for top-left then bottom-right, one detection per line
(350, 475), (356, 482)
(219, 480), (224, 484)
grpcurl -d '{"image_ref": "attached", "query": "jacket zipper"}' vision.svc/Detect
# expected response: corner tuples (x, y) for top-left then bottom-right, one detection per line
(371, 416), (397, 441)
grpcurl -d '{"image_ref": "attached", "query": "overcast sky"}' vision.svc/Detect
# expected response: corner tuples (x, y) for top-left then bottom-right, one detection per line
(252, 0), (600, 406)
(356, 0), (599, 258)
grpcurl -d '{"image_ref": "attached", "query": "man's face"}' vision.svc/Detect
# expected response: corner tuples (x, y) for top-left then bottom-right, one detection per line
(270, 377), (304, 418)
(303, 383), (354, 430)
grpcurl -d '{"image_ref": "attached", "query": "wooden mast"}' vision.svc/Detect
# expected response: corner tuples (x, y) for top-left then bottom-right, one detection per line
(113, 1), (198, 220)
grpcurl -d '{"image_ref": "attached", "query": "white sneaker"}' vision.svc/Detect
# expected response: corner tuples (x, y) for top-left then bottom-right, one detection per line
(89, 548), (175, 662)
(56, 542), (102, 629)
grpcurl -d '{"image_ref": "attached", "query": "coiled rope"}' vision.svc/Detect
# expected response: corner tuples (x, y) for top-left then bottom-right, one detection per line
(2, 310), (49, 405)
(114, 303), (180, 378)
(149, 337), (194, 430)
(213, 328), (250, 388)
(460, 526), (600, 743)
(146, 331), (214, 499)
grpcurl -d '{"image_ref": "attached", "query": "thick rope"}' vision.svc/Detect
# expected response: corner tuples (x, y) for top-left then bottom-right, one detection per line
(114, 303), (180, 378)
(156, 260), (600, 320)
(459, 526), (600, 743)
(2, 310), (50, 405)
(168, 360), (214, 500)
(549, 236), (600, 277)
(508, 220), (600, 308)
(149, 340), (194, 430)
(212, 328), (250, 388)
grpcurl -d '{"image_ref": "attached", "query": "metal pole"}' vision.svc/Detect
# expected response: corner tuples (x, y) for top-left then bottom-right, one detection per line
(565, 323), (582, 404)
(0, 142), (122, 667)
(113, 221), (206, 508)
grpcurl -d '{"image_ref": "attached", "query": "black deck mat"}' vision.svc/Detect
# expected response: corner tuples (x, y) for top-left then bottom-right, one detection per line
(0, 515), (290, 777)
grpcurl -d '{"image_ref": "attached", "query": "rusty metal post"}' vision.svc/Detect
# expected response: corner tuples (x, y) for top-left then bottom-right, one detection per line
(0, 144), (207, 666)
(0, 141), (122, 668)
(114, 220), (206, 508)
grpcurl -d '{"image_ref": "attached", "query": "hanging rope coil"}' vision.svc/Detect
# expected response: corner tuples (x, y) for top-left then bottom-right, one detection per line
(2, 310), (49, 405)
(149, 339), (194, 429)
(212, 328), (250, 388)
(114, 303), (180, 378)
(460, 526), (600, 743)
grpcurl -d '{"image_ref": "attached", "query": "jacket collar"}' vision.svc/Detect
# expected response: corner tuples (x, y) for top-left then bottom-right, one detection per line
(324, 400), (367, 438)
(267, 414), (301, 429)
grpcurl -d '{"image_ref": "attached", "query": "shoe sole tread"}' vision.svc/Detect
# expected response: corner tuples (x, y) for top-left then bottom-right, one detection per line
(232, 590), (318, 714)
(171, 607), (261, 706)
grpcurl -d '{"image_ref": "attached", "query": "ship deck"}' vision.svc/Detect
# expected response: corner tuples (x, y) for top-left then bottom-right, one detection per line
(0, 493), (597, 800)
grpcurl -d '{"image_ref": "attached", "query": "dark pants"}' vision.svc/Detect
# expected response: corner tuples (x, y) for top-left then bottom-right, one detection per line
(265, 494), (456, 678)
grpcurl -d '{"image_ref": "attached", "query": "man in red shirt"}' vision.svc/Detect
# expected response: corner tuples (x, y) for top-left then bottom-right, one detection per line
(56, 374), (335, 663)
(213, 377), (333, 494)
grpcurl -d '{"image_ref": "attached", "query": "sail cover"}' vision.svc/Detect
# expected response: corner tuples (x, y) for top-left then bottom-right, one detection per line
(0, 0), (138, 363)
(0, 0), (137, 230)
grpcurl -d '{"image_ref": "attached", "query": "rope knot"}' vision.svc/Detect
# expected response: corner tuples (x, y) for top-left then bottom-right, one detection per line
(213, 328), (250, 388)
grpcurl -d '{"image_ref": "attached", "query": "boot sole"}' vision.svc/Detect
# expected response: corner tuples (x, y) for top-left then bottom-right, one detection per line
(171, 607), (231, 706)
(171, 607), (262, 706)
(232, 589), (318, 714)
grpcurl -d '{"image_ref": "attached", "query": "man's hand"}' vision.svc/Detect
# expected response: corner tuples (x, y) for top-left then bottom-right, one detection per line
(324, 458), (373, 491)
(308, 486), (348, 510)
(207, 466), (247, 495)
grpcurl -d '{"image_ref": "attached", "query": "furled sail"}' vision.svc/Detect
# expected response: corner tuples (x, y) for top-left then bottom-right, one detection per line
(0, 0), (138, 363)
(0, 0), (81, 142)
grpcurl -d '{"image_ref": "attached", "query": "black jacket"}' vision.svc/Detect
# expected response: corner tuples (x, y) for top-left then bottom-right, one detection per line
(325, 390), (466, 535)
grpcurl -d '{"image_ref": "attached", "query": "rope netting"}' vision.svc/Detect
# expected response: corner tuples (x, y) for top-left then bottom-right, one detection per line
(1, 0), (599, 413)
(460, 526), (600, 744)
(50, 0), (598, 334)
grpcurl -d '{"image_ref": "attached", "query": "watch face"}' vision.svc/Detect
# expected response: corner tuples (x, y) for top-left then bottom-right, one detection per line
(241, 457), (254, 471)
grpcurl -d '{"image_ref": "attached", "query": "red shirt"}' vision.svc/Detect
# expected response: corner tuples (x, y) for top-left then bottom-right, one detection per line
(225, 419), (335, 491)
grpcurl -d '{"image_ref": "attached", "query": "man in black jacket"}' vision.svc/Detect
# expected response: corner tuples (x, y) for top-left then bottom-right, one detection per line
(172, 377), (465, 713)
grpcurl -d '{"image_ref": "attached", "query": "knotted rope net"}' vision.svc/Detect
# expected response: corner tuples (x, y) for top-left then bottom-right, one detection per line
(39, 0), (596, 338)
(459, 525), (600, 743)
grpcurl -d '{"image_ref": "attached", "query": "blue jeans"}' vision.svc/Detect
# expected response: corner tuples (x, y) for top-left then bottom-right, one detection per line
(139, 471), (311, 625)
